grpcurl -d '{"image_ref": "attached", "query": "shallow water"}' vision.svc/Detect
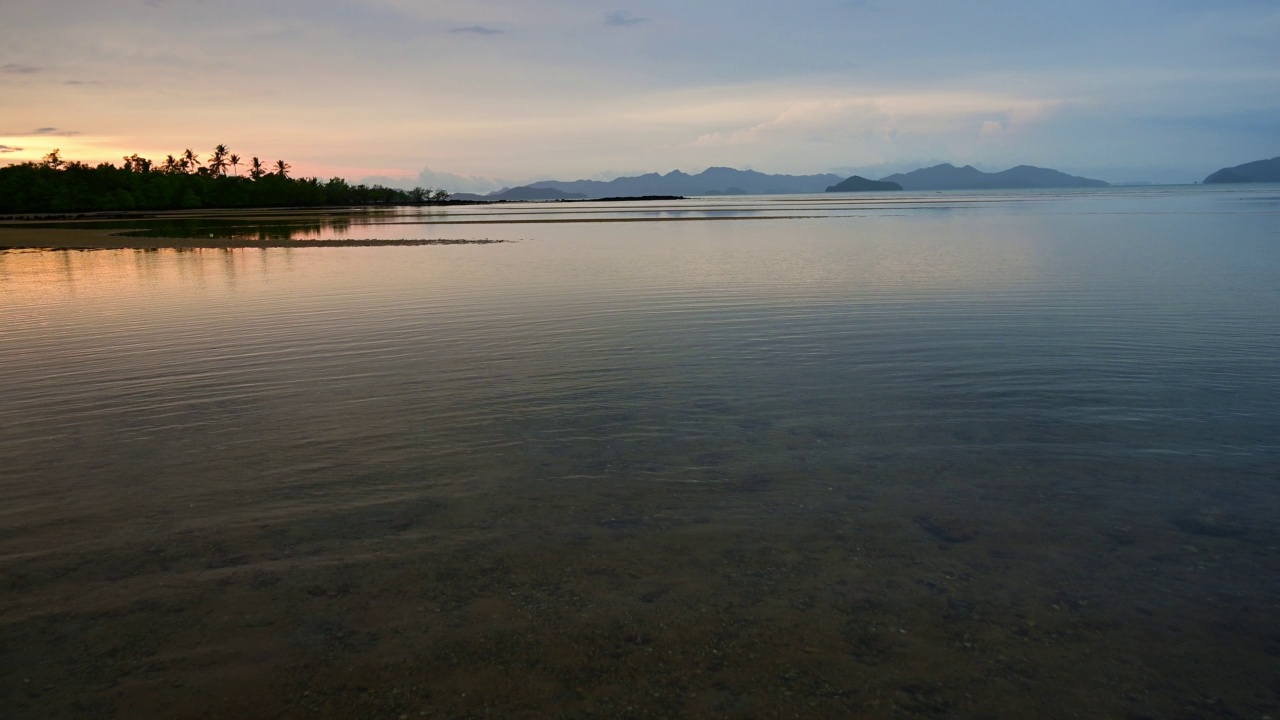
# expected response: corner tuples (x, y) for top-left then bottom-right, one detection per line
(2, 187), (1279, 718)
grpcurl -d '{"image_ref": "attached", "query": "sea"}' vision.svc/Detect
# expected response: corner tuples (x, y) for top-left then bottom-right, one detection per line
(2, 186), (1278, 719)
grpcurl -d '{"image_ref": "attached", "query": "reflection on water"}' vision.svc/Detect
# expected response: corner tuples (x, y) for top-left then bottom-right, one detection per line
(7, 186), (1243, 242)
(2, 186), (1279, 719)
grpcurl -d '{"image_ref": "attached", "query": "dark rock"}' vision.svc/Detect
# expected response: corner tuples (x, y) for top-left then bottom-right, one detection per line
(1173, 508), (1249, 538)
(914, 515), (978, 543)
(825, 176), (902, 192)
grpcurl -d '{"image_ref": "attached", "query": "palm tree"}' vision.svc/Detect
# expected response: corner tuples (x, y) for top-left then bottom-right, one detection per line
(208, 144), (229, 177)
(181, 148), (201, 174)
(228, 153), (241, 177)
(121, 154), (152, 173)
(274, 159), (291, 178)
(162, 154), (181, 174)
(249, 157), (265, 180)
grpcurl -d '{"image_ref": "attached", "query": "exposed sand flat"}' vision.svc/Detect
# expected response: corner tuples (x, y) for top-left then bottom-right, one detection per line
(0, 228), (509, 250)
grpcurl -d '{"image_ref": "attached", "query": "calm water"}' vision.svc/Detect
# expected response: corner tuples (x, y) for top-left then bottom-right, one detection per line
(2, 187), (1279, 719)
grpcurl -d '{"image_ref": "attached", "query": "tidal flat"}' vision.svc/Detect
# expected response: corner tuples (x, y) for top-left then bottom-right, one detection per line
(2, 188), (1278, 719)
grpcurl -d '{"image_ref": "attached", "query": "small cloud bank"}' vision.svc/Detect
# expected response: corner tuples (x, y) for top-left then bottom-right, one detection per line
(449, 25), (503, 35)
(359, 167), (516, 195)
(979, 120), (1006, 140)
(1, 63), (41, 74)
(605, 11), (647, 27)
(0, 145), (24, 153)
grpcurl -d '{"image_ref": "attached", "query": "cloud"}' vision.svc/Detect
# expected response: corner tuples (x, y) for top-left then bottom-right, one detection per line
(1, 63), (40, 74)
(1146, 105), (1280, 137)
(0, 127), (82, 137)
(689, 93), (1064, 148)
(449, 25), (503, 35)
(605, 11), (646, 27)
(415, 167), (516, 193)
(0, 144), (23, 153)
(34, 127), (81, 136)
(360, 167), (517, 194)
(979, 120), (1006, 140)
(64, 80), (101, 86)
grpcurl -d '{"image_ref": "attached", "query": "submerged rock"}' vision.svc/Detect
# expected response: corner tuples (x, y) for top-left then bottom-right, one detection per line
(1173, 508), (1250, 538)
(913, 515), (977, 543)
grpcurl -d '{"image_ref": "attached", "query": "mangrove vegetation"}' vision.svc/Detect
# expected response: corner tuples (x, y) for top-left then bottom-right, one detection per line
(0, 146), (450, 215)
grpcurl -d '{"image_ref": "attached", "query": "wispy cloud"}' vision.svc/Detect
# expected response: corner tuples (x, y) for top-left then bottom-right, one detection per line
(64, 80), (101, 86)
(0, 127), (82, 137)
(604, 11), (646, 27)
(0, 144), (23, 153)
(450, 25), (503, 35)
(1, 63), (41, 74)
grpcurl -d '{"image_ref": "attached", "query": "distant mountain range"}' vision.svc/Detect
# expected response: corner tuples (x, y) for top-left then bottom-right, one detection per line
(527, 167), (843, 197)
(450, 186), (586, 202)
(1203, 156), (1280, 184)
(880, 164), (1109, 190)
(451, 163), (1111, 200)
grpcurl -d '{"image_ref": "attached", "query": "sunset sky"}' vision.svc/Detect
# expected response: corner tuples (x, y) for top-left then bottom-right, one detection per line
(2, 0), (1276, 190)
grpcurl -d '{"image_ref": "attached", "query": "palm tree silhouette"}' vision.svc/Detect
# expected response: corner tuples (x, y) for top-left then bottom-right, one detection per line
(249, 157), (265, 180)
(229, 153), (241, 177)
(274, 159), (291, 178)
(122, 154), (152, 173)
(208, 144), (229, 176)
(181, 148), (201, 174)
(162, 154), (181, 174)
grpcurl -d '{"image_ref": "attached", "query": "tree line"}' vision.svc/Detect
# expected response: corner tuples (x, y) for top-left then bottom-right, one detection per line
(0, 145), (450, 215)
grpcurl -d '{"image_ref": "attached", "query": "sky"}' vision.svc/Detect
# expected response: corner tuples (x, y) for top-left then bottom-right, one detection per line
(1, 0), (1277, 189)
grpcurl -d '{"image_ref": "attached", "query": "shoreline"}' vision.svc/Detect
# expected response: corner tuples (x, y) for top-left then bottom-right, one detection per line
(0, 228), (511, 250)
(0, 196), (684, 225)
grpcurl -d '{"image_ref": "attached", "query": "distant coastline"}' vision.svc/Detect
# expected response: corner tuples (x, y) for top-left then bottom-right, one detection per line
(472, 163), (1110, 199)
(11, 146), (1274, 220)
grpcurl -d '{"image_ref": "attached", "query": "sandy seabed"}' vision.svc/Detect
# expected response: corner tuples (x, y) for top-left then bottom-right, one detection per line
(2, 455), (1276, 720)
